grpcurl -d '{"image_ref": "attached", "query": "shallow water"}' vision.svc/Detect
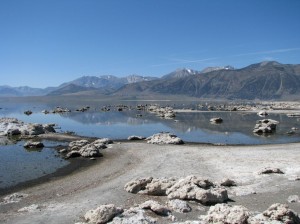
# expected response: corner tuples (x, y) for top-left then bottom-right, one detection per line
(0, 101), (300, 189)
(0, 140), (68, 189)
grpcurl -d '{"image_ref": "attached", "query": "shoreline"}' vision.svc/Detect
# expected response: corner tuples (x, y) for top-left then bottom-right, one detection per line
(1, 141), (300, 223)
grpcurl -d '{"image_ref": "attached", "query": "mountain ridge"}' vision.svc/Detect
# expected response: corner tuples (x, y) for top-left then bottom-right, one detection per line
(1, 61), (300, 100)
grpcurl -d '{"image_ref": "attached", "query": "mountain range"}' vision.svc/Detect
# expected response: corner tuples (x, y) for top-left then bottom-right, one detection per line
(1, 61), (300, 100)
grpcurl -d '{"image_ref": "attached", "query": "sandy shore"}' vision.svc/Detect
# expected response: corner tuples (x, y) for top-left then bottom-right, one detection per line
(1, 141), (300, 223)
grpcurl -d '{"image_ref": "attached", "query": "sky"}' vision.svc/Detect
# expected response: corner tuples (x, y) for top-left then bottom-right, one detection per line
(0, 0), (300, 88)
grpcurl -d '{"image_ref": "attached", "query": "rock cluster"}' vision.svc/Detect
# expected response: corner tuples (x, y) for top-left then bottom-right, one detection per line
(253, 119), (279, 134)
(78, 174), (300, 224)
(63, 138), (112, 158)
(146, 132), (184, 145)
(0, 118), (56, 137)
(147, 105), (176, 119)
(124, 176), (228, 205)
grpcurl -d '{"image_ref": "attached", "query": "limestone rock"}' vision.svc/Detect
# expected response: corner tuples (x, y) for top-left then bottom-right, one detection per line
(200, 203), (250, 224)
(24, 141), (44, 149)
(257, 111), (268, 116)
(210, 117), (223, 123)
(84, 204), (123, 224)
(220, 178), (237, 187)
(258, 167), (284, 175)
(69, 140), (90, 151)
(124, 177), (176, 196)
(167, 199), (191, 213)
(248, 203), (300, 224)
(0, 193), (28, 205)
(140, 200), (170, 216)
(127, 135), (146, 141)
(110, 207), (157, 224)
(146, 132), (184, 145)
(253, 119), (279, 134)
(124, 177), (153, 194)
(166, 176), (228, 204)
(288, 195), (300, 203)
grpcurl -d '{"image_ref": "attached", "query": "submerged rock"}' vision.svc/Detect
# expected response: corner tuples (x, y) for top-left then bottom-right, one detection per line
(146, 132), (184, 145)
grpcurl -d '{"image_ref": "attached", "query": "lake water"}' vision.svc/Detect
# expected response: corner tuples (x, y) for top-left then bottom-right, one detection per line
(1, 101), (300, 191)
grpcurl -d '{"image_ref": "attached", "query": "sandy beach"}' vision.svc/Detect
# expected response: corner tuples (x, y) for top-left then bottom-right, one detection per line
(1, 140), (300, 223)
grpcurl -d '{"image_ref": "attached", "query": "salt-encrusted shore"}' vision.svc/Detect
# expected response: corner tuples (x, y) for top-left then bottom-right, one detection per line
(1, 140), (300, 223)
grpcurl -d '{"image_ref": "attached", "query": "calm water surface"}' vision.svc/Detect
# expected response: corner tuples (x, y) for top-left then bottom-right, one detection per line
(0, 102), (300, 190)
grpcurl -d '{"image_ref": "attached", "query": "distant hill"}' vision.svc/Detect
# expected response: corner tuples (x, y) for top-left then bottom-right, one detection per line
(115, 61), (300, 100)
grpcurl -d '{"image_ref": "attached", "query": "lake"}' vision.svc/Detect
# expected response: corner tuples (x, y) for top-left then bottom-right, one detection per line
(0, 101), (300, 191)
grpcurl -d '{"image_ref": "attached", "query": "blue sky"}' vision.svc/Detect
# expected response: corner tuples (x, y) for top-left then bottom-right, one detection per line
(0, 0), (300, 88)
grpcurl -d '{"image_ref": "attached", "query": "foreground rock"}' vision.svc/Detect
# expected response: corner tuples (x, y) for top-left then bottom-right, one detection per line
(110, 207), (157, 224)
(65, 138), (112, 158)
(248, 203), (300, 224)
(125, 176), (228, 205)
(167, 179), (228, 205)
(124, 177), (177, 195)
(146, 132), (184, 145)
(167, 199), (191, 213)
(84, 204), (123, 224)
(200, 203), (250, 224)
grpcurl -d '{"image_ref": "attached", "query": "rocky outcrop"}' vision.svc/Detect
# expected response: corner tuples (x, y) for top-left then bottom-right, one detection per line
(84, 204), (123, 224)
(200, 203), (250, 224)
(124, 177), (177, 196)
(146, 132), (184, 145)
(0, 118), (56, 136)
(253, 119), (279, 134)
(248, 203), (300, 224)
(125, 176), (228, 205)
(165, 176), (228, 204)
(65, 138), (112, 158)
